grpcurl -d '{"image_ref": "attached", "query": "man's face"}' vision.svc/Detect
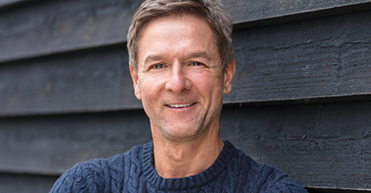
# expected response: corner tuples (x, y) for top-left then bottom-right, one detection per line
(130, 15), (235, 141)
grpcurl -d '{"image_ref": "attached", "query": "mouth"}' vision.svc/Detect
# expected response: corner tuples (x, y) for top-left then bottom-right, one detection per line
(166, 102), (196, 108)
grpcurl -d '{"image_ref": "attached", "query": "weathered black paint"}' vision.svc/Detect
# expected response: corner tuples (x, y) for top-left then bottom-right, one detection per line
(0, 0), (142, 63)
(0, 0), (27, 8)
(0, 173), (58, 193)
(2, 9), (371, 116)
(223, 0), (371, 23)
(308, 188), (371, 193)
(1, 102), (371, 190)
(0, 45), (142, 117)
(2, 0), (371, 63)
(220, 103), (371, 190)
(2, 0), (371, 192)
(0, 110), (151, 175)
(228, 9), (371, 104)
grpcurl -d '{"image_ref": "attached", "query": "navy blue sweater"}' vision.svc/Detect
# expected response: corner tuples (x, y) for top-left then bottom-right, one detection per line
(50, 140), (307, 192)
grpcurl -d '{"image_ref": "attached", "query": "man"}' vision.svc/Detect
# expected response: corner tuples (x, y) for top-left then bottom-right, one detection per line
(50, 0), (308, 192)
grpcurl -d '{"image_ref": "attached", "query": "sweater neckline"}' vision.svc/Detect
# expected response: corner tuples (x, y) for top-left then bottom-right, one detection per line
(142, 140), (235, 191)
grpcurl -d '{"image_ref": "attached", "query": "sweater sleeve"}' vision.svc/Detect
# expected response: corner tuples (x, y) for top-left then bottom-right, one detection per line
(49, 161), (104, 193)
(254, 164), (308, 193)
(267, 177), (308, 193)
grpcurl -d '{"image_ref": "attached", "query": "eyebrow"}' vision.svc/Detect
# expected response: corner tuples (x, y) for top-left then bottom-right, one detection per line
(188, 51), (212, 61)
(143, 55), (164, 64)
(143, 51), (212, 65)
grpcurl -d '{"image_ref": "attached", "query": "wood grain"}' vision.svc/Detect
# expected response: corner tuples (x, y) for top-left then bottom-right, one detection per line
(0, 0), (26, 8)
(0, 110), (151, 175)
(1, 0), (371, 63)
(0, 45), (142, 116)
(307, 188), (371, 193)
(220, 103), (371, 190)
(1, 102), (371, 190)
(2, 10), (371, 116)
(0, 173), (58, 193)
(2, 1), (371, 192)
(224, 0), (371, 27)
(0, 0), (142, 63)
(225, 9), (371, 104)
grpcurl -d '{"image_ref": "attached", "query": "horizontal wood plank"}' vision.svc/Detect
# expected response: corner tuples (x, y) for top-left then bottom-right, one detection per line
(307, 188), (371, 193)
(1, 0), (371, 63)
(2, 10), (371, 116)
(0, 0), (26, 8)
(226, 9), (371, 104)
(0, 0), (141, 63)
(221, 103), (371, 190)
(0, 45), (142, 116)
(226, 0), (371, 28)
(0, 173), (58, 193)
(1, 102), (371, 190)
(0, 110), (152, 175)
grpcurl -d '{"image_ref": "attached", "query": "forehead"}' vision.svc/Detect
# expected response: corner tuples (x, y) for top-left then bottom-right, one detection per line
(137, 15), (219, 63)
(139, 13), (210, 37)
(140, 15), (212, 42)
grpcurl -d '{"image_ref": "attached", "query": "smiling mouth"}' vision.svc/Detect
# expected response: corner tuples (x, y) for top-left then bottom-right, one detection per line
(166, 103), (196, 108)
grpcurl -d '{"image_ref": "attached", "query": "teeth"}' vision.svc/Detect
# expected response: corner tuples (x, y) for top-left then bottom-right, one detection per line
(167, 103), (194, 108)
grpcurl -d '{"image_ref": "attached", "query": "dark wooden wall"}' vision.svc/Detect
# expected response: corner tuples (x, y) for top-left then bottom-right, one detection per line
(1, 0), (371, 192)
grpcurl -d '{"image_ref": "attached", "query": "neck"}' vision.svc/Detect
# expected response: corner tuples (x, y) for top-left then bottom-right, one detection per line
(152, 124), (224, 178)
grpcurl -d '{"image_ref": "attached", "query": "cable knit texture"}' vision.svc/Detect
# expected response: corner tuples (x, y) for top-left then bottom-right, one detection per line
(50, 140), (308, 193)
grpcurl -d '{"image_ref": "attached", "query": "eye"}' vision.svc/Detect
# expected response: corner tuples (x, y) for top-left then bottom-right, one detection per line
(191, 61), (202, 66)
(152, 64), (165, 69)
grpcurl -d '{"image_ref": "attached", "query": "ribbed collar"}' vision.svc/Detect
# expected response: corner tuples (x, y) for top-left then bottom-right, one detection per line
(142, 140), (235, 191)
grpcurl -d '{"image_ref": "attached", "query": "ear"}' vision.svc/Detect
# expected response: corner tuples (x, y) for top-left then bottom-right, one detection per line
(129, 63), (142, 100)
(223, 58), (236, 95)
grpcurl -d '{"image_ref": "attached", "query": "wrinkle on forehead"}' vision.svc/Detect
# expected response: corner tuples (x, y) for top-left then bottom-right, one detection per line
(137, 15), (221, 71)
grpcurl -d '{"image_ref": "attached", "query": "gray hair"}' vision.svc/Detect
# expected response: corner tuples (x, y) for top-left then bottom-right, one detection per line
(127, 0), (233, 71)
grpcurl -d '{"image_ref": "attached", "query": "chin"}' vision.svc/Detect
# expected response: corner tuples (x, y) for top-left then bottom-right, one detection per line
(160, 124), (206, 141)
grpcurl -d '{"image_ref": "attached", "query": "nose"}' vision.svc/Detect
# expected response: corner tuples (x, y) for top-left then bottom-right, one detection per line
(165, 63), (191, 93)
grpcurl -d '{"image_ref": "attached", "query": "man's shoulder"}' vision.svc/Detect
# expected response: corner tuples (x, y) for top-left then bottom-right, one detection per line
(49, 143), (149, 193)
(227, 142), (308, 192)
(67, 143), (146, 176)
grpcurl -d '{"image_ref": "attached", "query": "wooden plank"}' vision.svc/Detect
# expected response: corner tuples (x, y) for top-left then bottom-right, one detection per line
(2, 10), (371, 116)
(1, 102), (371, 190)
(220, 102), (371, 190)
(2, 0), (371, 63)
(0, 0), (142, 63)
(0, 110), (152, 175)
(0, 173), (58, 193)
(224, 9), (371, 104)
(0, 0), (26, 8)
(0, 45), (142, 116)
(307, 188), (371, 193)
(225, 0), (371, 28)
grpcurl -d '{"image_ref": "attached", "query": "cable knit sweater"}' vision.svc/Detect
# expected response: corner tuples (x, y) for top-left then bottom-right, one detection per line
(50, 140), (307, 192)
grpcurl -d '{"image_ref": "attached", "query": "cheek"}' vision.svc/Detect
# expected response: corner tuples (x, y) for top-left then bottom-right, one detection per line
(192, 73), (224, 97)
(140, 76), (164, 102)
